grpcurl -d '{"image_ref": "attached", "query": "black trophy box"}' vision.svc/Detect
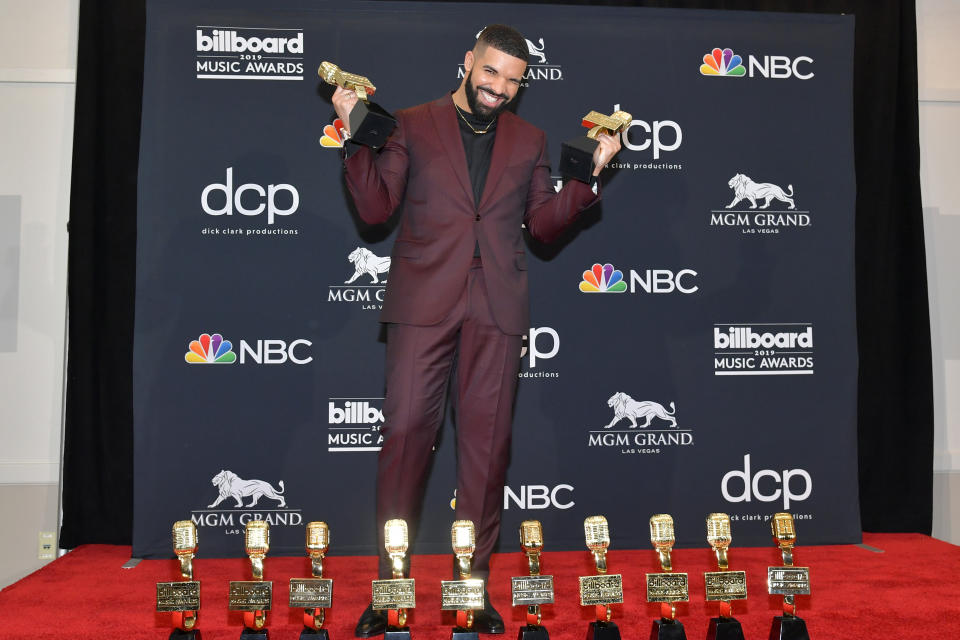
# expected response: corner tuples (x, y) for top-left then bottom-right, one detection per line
(348, 100), (397, 149)
(385, 627), (412, 640)
(169, 630), (201, 640)
(650, 617), (687, 640)
(586, 620), (621, 640)
(769, 615), (809, 640)
(452, 628), (480, 640)
(300, 629), (330, 640)
(559, 136), (599, 183)
(706, 617), (745, 640)
(518, 624), (550, 640)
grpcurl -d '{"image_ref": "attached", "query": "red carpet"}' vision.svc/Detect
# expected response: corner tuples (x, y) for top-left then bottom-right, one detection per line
(2, 533), (958, 639)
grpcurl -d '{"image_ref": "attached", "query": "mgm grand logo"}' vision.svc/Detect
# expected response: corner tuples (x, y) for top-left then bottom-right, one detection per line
(587, 392), (694, 455)
(191, 470), (303, 534)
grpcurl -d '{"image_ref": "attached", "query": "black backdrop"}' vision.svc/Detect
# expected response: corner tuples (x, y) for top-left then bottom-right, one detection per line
(60, 0), (931, 550)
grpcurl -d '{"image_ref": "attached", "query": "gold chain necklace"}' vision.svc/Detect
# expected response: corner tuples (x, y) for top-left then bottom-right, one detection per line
(454, 103), (494, 135)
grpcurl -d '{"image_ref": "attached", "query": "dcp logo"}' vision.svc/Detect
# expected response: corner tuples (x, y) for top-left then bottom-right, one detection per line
(613, 104), (682, 160)
(521, 327), (559, 368)
(201, 167), (299, 225)
(721, 454), (812, 509)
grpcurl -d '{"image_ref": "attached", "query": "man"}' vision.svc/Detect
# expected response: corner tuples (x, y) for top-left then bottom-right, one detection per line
(332, 25), (621, 636)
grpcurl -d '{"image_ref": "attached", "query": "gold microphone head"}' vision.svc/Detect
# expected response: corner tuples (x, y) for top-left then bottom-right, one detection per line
(245, 520), (270, 558)
(771, 513), (796, 547)
(706, 513), (732, 549)
(649, 514), (675, 550)
(584, 516), (610, 552)
(173, 520), (198, 556)
(384, 519), (409, 557)
(318, 61), (340, 85)
(306, 521), (329, 556)
(451, 520), (476, 557)
(519, 520), (544, 552)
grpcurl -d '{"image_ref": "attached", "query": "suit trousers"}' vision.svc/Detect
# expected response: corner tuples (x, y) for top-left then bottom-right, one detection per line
(375, 258), (522, 580)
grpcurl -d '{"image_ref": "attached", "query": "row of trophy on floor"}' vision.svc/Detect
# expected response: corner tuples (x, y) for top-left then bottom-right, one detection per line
(156, 512), (811, 640)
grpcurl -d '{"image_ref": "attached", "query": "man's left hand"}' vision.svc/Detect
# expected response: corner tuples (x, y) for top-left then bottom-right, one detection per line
(591, 133), (622, 177)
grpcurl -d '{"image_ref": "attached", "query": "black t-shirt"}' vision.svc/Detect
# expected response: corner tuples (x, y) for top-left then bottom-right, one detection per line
(454, 104), (497, 257)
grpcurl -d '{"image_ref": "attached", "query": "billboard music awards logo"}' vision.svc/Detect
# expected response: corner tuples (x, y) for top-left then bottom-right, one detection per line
(713, 323), (814, 375)
(709, 173), (811, 234)
(699, 47), (814, 80)
(458, 30), (563, 85)
(520, 327), (559, 379)
(327, 246), (390, 310)
(579, 263), (699, 295)
(195, 27), (304, 80)
(200, 167), (300, 237)
(327, 397), (385, 452)
(587, 392), (694, 455)
(191, 469), (303, 535)
(184, 333), (313, 365)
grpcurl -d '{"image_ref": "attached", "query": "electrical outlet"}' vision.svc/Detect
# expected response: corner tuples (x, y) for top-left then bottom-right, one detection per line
(38, 531), (56, 560)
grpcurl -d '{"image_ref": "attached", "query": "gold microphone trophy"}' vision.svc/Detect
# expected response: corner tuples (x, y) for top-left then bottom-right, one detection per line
(703, 514), (747, 640)
(318, 61), (397, 149)
(578, 516), (624, 640)
(767, 513), (811, 640)
(559, 110), (632, 183)
(372, 519), (416, 640)
(289, 522), (334, 640)
(156, 520), (202, 639)
(441, 520), (486, 640)
(645, 515), (689, 640)
(228, 520), (273, 640)
(511, 520), (554, 640)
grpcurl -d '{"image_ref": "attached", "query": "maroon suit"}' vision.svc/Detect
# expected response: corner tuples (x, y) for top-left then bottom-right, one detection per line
(344, 93), (598, 578)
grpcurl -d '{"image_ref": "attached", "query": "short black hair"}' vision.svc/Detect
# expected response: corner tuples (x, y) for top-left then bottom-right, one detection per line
(476, 24), (528, 62)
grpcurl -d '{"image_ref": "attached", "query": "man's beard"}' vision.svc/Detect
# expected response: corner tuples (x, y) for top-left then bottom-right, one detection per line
(464, 69), (510, 120)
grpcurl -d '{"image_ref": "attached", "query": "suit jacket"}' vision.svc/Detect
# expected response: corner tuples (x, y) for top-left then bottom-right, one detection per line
(344, 94), (600, 335)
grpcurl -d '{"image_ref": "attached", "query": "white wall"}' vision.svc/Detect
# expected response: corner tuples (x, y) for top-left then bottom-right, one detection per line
(918, 0), (960, 544)
(0, 0), (78, 587)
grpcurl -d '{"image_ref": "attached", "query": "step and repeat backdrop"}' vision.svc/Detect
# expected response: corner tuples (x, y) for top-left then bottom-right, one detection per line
(134, 0), (858, 558)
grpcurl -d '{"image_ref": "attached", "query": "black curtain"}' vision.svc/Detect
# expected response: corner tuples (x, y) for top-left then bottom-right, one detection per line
(60, 0), (930, 547)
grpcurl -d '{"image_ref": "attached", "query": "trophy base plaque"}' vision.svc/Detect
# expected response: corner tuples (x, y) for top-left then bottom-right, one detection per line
(559, 137), (599, 184)
(300, 629), (330, 640)
(169, 630), (202, 640)
(452, 628), (479, 640)
(706, 617), (744, 640)
(649, 618), (687, 640)
(518, 624), (549, 640)
(385, 627), (412, 640)
(585, 621), (621, 640)
(348, 101), (397, 150)
(239, 628), (269, 640)
(768, 616), (809, 640)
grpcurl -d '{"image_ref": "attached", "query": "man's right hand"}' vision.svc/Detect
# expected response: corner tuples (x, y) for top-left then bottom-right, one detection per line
(332, 86), (359, 135)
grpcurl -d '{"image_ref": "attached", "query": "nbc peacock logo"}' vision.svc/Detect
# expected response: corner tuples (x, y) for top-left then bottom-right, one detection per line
(579, 263), (627, 293)
(185, 333), (237, 364)
(700, 48), (745, 77)
(320, 118), (345, 148)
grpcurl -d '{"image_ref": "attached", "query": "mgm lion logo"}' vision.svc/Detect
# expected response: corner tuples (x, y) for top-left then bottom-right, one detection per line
(725, 174), (796, 210)
(207, 470), (286, 508)
(526, 37), (546, 64)
(603, 392), (677, 429)
(345, 247), (391, 284)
